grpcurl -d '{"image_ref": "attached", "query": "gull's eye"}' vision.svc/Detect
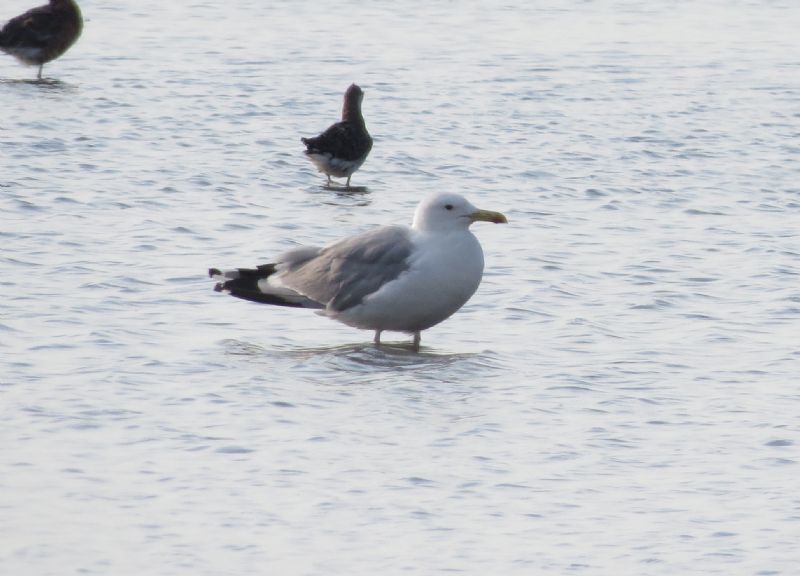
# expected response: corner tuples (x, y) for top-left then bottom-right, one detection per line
(445, 204), (454, 210)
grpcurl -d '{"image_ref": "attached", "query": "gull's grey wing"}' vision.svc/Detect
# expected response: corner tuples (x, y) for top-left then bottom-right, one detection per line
(278, 246), (324, 269)
(280, 225), (414, 312)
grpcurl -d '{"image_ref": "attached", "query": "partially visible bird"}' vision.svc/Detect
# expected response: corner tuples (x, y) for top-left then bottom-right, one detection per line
(209, 192), (508, 351)
(0, 0), (83, 79)
(301, 83), (373, 189)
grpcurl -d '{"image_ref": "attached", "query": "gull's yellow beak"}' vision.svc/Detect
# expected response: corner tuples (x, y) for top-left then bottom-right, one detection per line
(470, 209), (508, 224)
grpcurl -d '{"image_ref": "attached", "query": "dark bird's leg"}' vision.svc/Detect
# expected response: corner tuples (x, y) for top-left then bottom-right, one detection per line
(345, 175), (352, 189)
(374, 330), (382, 345)
(37, 64), (43, 80)
(412, 332), (421, 352)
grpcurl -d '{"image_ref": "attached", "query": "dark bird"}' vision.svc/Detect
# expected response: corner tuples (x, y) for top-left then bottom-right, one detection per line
(0, 0), (83, 79)
(301, 83), (373, 189)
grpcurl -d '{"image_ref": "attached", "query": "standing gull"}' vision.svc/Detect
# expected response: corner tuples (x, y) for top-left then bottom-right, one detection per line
(209, 192), (507, 350)
(0, 0), (83, 79)
(301, 83), (373, 189)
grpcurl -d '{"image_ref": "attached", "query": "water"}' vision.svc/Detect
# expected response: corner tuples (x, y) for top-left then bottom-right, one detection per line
(2, 0), (799, 574)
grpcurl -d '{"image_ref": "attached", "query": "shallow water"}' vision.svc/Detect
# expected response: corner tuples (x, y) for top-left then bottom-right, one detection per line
(2, 0), (799, 574)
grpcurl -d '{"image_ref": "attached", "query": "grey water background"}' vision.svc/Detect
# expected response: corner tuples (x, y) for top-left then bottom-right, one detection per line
(2, 0), (799, 574)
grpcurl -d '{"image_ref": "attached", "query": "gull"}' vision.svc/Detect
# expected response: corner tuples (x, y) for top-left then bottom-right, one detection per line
(209, 192), (507, 350)
(301, 84), (373, 189)
(0, 0), (83, 79)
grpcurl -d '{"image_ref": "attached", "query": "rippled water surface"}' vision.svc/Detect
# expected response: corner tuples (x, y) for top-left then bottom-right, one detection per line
(2, 0), (799, 574)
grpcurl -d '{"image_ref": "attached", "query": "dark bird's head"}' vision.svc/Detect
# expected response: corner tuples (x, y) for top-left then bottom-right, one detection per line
(342, 84), (365, 122)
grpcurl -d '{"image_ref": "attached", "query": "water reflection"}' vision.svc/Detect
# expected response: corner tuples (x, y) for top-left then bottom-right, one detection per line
(220, 337), (503, 381)
(307, 184), (373, 207)
(0, 77), (75, 91)
(322, 184), (370, 194)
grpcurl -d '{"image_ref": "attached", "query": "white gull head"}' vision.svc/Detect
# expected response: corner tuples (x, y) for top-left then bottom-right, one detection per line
(412, 192), (508, 233)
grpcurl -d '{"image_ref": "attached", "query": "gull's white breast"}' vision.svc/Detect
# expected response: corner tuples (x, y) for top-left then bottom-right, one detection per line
(333, 229), (485, 332)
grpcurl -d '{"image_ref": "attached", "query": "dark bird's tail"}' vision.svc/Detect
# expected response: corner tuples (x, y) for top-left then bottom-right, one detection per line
(301, 136), (320, 153)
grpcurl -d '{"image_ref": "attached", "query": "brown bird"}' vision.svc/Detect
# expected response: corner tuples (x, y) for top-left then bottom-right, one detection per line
(301, 84), (373, 189)
(0, 0), (83, 79)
